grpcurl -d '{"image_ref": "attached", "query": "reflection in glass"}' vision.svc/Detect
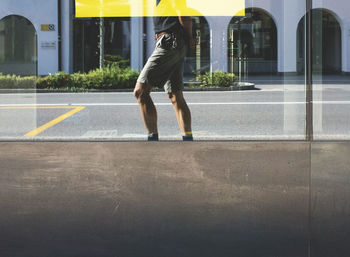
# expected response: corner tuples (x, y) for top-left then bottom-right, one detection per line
(184, 17), (210, 78)
(0, 15), (37, 76)
(228, 8), (277, 80)
(73, 17), (131, 73)
(310, 3), (350, 140)
(298, 9), (342, 75)
(0, 1), (318, 141)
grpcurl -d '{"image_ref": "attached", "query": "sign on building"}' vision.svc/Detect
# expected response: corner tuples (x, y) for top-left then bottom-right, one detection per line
(75, 0), (245, 17)
(41, 41), (56, 49)
(41, 24), (55, 31)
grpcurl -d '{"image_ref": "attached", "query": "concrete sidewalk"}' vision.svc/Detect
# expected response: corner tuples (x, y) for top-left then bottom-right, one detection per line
(0, 142), (349, 256)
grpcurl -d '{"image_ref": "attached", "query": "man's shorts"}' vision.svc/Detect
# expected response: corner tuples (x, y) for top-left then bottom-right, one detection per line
(137, 32), (187, 93)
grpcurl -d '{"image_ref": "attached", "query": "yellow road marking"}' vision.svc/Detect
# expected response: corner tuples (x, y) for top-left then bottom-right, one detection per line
(24, 106), (85, 137)
(0, 106), (79, 109)
(0, 106), (85, 137)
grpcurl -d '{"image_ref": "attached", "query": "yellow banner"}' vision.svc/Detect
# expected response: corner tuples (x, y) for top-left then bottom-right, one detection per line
(75, 0), (245, 17)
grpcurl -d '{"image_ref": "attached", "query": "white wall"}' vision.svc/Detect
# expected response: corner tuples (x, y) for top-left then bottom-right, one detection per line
(0, 0), (59, 75)
(205, 0), (300, 73)
(245, 0), (306, 73)
(2, 0), (349, 75)
(196, 0), (350, 74)
(206, 16), (232, 72)
(61, 0), (73, 74)
(131, 17), (144, 72)
(206, 0), (350, 74)
(144, 0), (308, 74)
(343, 18), (350, 73)
(145, 17), (155, 59)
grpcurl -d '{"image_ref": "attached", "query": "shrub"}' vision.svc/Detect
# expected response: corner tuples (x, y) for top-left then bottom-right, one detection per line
(104, 55), (130, 68)
(76, 63), (139, 90)
(0, 57), (139, 91)
(36, 72), (72, 89)
(36, 62), (138, 91)
(0, 73), (36, 89)
(196, 71), (236, 88)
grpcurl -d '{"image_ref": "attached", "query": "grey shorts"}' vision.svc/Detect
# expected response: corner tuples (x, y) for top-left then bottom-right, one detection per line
(137, 32), (187, 93)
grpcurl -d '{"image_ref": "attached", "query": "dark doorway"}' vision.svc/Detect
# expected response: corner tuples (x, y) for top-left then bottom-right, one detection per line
(228, 8), (277, 77)
(297, 9), (342, 74)
(0, 15), (37, 76)
(73, 17), (131, 73)
(184, 16), (210, 78)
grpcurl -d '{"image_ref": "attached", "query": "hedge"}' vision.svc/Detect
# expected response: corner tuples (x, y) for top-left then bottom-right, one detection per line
(196, 71), (236, 88)
(0, 73), (36, 89)
(0, 63), (139, 91)
(0, 66), (237, 91)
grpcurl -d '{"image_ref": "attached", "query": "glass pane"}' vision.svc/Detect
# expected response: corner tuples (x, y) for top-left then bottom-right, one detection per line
(0, 0), (307, 141)
(311, 2), (350, 140)
(0, 15), (37, 138)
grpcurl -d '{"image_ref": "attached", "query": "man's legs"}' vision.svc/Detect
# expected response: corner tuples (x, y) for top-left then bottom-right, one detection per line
(168, 90), (193, 140)
(133, 82), (158, 139)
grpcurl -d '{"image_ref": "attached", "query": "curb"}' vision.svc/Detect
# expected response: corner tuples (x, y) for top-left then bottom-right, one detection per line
(0, 83), (255, 93)
(232, 82), (256, 91)
(184, 82), (256, 91)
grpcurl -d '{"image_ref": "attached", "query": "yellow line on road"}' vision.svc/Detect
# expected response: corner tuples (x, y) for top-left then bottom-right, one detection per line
(20, 106), (86, 137)
(0, 106), (78, 109)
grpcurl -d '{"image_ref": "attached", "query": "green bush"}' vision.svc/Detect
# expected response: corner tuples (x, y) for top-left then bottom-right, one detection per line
(1, 65), (236, 91)
(36, 62), (139, 91)
(104, 55), (130, 68)
(75, 63), (139, 90)
(36, 72), (72, 89)
(0, 73), (36, 89)
(0, 58), (139, 91)
(196, 71), (236, 88)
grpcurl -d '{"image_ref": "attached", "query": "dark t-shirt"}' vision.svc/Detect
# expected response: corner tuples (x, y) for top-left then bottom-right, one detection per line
(153, 17), (182, 34)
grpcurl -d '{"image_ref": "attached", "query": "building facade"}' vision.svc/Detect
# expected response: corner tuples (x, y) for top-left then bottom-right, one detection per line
(1, 0), (349, 76)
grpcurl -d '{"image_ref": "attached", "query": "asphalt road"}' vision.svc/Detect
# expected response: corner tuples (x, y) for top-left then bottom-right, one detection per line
(1, 84), (350, 140)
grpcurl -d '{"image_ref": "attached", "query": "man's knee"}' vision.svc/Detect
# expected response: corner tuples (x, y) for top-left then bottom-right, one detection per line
(168, 91), (184, 105)
(134, 82), (151, 102)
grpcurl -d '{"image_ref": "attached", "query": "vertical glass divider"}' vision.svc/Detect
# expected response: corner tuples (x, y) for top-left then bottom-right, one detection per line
(306, 0), (313, 141)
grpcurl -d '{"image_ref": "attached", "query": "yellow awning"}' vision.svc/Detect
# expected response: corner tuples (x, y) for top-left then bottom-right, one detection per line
(75, 0), (245, 17)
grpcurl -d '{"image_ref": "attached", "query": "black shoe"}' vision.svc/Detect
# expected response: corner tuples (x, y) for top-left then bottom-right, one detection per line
(148, 133), (159, 141)
(182, 135), (193, 141)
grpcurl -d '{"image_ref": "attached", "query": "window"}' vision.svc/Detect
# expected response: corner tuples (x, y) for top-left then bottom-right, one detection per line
(228, 8), (277, 75)
(0, 15), (37, 76)
(73, 17), (131, 72)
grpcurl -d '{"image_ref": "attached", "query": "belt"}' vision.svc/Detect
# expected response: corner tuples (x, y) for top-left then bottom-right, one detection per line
(154, 31), (168, 40)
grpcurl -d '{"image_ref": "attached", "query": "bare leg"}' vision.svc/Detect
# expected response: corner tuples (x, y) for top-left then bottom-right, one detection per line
(168, 90), (192, 134)
(133, 82), (158, 134)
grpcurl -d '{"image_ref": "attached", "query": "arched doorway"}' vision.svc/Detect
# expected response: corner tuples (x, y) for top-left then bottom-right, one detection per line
(297, 9), (342, 74)
(0, 15), (37, 76)
(184, 16), (210, 78)
(228, 8), (277, 78)
(73, 17), (131, 73)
